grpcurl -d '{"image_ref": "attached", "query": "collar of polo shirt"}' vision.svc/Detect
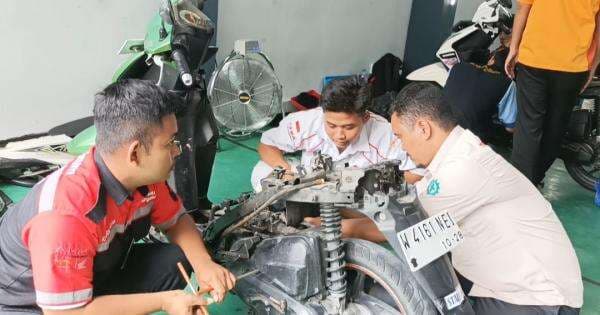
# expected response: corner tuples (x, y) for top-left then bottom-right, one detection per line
(94, 148), (132, 206)
(426, 126), (465, 173)
(315, 112), (372, 160)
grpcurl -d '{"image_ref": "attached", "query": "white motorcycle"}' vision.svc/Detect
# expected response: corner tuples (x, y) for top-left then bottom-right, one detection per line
(401, 0), (600, 191)
(405, 0), (513, 87)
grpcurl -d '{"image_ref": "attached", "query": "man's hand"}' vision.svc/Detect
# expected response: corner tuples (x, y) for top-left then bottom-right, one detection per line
(194, 260), (236, 303)
(504, 2), (532, 79)
(505, 48), (518, 79)
(161, 290), (209, 315)
(581, 71), (596, 94)
(166, 215), (236, 304)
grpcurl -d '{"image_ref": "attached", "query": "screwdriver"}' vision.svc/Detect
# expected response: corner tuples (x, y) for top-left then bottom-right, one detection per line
(177, 262), (259, 298)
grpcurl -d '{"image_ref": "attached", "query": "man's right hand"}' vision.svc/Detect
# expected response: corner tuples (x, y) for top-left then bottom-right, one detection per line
(505, 48), (519, 79)
(161, 290), (209, 315)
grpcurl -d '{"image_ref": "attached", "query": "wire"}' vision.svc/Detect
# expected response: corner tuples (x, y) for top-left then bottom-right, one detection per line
(222, 179), (325, 235)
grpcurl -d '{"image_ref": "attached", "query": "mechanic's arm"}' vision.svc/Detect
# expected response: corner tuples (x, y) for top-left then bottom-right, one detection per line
(166, 213), (236, 302)
(404, 171), (423, 184)
(258, 142), (292, 171)
(44, 290), (208, 315)
(583, 11), (600, 92)
(505, 2), (532, 78)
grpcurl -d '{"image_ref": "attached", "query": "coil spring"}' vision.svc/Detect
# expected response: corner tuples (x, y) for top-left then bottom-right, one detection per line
(320, 203), (347, 299)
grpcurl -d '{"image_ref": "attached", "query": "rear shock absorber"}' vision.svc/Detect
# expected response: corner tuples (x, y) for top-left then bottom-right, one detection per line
(319, 203), (347, 308)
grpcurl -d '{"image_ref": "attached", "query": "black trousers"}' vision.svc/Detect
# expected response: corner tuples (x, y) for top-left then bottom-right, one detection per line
(472, 297), (580, 315)
(0, 244), (191, 314)
(456, 271), (580, 315)
(511, 63), (588, 185)
(93, 243), (192, 296)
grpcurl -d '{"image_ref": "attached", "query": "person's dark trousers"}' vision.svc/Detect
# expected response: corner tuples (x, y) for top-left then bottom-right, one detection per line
(93, 243), (192, 296)
(454, 270), (580, 315)
(471, 297), (580, 315)
(511, 63), (588, 185)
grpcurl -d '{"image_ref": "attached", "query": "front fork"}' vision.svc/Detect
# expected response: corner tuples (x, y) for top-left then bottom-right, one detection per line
(174, 83), (219, 218)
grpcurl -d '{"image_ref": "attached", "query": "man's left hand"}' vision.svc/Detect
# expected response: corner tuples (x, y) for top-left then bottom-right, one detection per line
(194, 260), (236, 303)
(581, 71), (596, 94)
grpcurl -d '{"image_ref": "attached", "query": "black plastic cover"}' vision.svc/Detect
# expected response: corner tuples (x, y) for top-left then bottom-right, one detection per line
(250, 235), (324, 300)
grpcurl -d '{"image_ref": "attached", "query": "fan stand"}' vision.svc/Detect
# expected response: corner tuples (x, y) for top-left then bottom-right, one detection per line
(224, 129), (255, 138)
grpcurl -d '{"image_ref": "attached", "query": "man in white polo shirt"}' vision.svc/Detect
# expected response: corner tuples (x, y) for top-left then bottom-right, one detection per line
(252, 76), (422, 241)
(388, 83), (583, 314)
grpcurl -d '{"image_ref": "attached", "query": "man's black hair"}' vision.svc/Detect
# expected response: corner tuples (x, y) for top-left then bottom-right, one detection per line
(320, 76), (372, 115)
(93, 79), (184, 154)
(389, 83), (458, 131)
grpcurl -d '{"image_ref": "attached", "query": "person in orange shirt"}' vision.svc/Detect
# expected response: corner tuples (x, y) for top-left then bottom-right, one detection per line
(505, 0), (600, 187)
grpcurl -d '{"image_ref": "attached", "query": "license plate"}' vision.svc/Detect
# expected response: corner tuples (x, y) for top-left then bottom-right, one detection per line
(397, 211), (463, 272)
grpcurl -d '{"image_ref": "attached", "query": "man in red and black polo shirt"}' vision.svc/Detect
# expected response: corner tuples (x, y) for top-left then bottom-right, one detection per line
(0, 80), (235, 314)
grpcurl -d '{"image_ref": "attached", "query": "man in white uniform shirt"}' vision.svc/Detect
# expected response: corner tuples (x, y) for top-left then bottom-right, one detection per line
(388, 83), (582, 314)
(252, 76), (422, 242)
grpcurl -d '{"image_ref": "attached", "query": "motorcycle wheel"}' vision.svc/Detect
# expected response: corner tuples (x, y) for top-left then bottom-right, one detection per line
(564, 85), (600, 192)
(565, 158), (598, 192)
(344, 239), (437, 314)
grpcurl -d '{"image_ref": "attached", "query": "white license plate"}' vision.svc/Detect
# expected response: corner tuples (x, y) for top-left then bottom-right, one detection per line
(397, 211), (463, 272)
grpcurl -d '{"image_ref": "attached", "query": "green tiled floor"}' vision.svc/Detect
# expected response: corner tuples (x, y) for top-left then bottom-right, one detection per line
(543, 162), (600, 315)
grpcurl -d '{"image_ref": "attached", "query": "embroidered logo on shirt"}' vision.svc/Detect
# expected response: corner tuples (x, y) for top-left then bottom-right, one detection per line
(427, 179), (440, 196)
(52, 246), (93, 271)
(141, 190), (156, 204)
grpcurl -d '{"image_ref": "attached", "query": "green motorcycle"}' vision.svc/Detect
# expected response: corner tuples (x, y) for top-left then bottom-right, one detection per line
(0, 0), (219, 219)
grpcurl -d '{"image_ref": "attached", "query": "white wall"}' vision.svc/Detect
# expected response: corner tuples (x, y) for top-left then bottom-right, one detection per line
(0, 0), (414, 140)
(216, 0), (413, 101)
(0, 1), (159, 140)
(454, 0), (483, 24)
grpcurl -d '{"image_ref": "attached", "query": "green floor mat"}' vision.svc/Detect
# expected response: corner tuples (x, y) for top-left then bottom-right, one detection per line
(0, 183), (30, 204)
(542, 161), (600, 315)
(207, 137), (261, 203)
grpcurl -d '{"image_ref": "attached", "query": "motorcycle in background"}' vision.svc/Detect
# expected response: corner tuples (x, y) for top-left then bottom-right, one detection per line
(0, 0), (220, 217)
(402, 0), (600, 191)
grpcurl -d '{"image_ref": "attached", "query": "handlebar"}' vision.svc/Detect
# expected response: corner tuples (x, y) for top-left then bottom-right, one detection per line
(172, 48), (193, 87)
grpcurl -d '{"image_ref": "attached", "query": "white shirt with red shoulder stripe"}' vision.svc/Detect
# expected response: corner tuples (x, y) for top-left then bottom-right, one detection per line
(251, 107), (418, 190)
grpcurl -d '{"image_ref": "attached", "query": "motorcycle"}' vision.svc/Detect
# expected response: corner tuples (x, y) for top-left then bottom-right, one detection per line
(0, 0), (220, 216)
(200, 154), (474, 314)
(403, 0), (600, 191)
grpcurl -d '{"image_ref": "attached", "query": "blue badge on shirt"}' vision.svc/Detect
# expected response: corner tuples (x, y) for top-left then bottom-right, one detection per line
(427, 179), (440, 196)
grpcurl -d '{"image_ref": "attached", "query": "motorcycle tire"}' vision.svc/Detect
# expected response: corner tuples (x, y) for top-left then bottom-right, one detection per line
(344, 239), (437, 314)
(564, 85), (600, 192)
(564, 161), (596, 191)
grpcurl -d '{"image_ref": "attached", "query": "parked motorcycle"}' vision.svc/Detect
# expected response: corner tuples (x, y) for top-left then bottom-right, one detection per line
(403, 0), (600, 191)
(0, 0), (220, 216)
